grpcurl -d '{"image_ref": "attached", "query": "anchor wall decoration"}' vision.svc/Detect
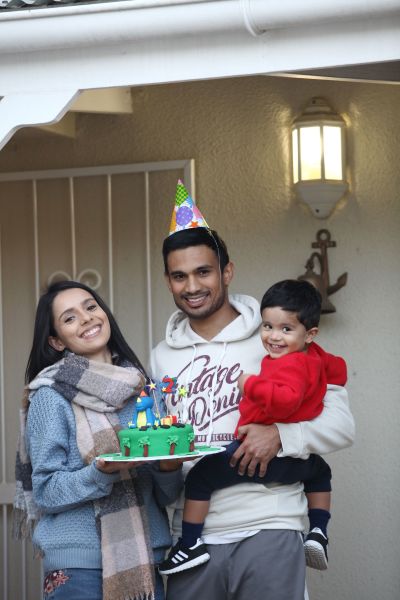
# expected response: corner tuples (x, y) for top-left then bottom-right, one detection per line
(298, 229), (347, 314)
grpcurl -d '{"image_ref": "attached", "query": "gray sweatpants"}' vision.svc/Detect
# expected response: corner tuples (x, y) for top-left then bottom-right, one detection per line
(166, 529), (306, 600)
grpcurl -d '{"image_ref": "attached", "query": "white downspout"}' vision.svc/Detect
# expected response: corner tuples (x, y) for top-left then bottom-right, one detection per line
(242, 0), (400, 35)
(0, 0), (399, 53)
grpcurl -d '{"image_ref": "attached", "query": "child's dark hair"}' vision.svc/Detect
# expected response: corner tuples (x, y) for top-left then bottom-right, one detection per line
(25, 280), (146, 383)
(260, 279), (322, 329)
(162, 228), (230, 274)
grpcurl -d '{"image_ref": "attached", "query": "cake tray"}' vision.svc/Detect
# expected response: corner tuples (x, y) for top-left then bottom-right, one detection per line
(97, 445), (226, 462)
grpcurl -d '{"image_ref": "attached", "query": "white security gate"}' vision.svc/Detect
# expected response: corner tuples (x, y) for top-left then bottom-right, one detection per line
(0, 159), (194, 600)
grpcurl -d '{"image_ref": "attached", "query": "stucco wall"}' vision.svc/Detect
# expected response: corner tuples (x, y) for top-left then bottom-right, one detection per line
(1, 75), (399, 599)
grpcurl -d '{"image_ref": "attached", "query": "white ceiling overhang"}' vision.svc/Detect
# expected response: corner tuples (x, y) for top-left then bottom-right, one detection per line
(1, 0), (400, 150)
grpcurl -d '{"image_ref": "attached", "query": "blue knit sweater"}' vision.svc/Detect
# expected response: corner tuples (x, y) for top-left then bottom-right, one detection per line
(26, 386), (183, 572)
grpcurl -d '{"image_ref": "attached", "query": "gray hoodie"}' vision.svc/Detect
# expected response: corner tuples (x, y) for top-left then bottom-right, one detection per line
(154, 294), (264, 446)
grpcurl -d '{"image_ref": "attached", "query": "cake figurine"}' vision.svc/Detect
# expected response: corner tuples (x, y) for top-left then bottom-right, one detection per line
(161, 375), (178, 394)
(129, 389), (160, 429)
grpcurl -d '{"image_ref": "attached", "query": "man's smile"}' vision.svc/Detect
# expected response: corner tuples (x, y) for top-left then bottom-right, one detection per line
(183, 293), (210, 308)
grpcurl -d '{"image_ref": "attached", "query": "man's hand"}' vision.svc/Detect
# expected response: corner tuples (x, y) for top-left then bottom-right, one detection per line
(230, 423), (281, 477)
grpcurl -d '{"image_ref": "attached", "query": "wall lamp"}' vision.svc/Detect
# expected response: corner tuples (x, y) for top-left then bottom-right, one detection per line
(292, 97), (348, 219)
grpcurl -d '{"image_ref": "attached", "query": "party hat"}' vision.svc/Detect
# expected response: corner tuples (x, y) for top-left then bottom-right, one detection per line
(169, 179), (209, 235)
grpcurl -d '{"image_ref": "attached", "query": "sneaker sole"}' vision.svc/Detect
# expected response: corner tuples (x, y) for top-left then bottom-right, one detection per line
(159, 552), (211, 575)
(304, 541), (328, 570)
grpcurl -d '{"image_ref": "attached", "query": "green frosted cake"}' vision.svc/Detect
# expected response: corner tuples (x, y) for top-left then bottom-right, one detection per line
(118, 422), (195, 458)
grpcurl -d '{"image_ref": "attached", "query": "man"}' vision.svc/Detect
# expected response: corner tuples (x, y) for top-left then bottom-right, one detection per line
(150, 185), (354, 600)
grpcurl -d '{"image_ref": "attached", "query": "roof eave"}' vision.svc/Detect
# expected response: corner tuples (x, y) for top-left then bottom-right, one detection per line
(1, 0), (400, 150)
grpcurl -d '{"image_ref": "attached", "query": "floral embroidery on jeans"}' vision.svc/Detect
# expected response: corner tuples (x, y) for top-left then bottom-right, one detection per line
(44, 570), (70, 596)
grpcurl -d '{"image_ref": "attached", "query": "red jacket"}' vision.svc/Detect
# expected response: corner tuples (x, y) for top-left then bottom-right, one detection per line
(236, 342), (347, 433)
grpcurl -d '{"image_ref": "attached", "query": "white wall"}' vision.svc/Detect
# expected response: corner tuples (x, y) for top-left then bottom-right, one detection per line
(1, 74), (399, 599)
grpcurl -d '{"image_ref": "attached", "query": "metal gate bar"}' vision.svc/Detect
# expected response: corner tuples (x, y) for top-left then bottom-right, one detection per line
(0, 159), (195, 600)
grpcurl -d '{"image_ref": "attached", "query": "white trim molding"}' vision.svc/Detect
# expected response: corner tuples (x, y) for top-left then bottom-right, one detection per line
(0, 90), (79, 152)
(0, 0), (400, 150)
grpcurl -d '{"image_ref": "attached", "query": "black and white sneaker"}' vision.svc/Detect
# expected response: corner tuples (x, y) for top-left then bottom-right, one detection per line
(304, 527), (329, 570)
(158, 538), (210, 575)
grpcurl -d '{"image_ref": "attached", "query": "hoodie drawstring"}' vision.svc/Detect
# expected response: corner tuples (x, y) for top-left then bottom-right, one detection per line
(182, 345), (197, 423)
(206, 342), (227, 446)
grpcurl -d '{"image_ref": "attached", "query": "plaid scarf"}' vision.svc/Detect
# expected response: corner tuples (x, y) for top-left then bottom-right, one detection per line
(13, 352), (156, 600)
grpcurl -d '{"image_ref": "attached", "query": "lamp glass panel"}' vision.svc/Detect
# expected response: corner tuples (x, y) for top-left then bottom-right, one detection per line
(323, 125), (343, 180)
(299, 126), (321, 180)
(292, 129), (299, 183)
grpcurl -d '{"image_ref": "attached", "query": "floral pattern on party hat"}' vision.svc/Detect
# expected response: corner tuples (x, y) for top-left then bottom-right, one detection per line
(169, 179), (209, 235)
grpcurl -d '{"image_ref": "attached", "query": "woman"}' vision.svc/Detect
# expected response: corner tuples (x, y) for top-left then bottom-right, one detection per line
(13, 280), (182, 600)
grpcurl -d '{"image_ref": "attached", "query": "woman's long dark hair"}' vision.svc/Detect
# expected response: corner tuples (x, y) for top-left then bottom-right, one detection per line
(25, 280), (147, 383)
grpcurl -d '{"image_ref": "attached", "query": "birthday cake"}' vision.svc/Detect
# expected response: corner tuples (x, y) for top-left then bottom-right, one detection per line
(118, 422), (195, 458)
(118, 381), (195, 458)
